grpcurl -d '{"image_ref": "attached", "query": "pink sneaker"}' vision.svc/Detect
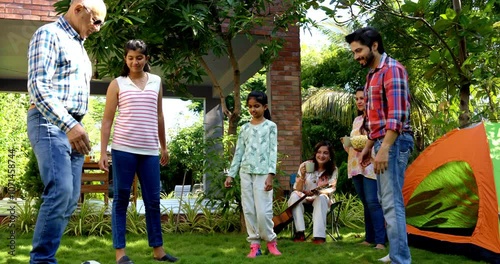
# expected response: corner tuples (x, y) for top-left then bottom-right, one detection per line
(247, 244), (262, 258)
(267, 240), (282, 256)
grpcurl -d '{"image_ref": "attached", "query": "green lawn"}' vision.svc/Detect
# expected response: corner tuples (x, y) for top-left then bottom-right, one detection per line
(0, 229), (485, 264)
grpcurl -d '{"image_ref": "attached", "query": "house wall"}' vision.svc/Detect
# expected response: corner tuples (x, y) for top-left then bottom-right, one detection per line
(1, 0), (302, 193)
(254, 3), (302, 192)
(267, 26), (302, 192)
(0, 0), (58, 21)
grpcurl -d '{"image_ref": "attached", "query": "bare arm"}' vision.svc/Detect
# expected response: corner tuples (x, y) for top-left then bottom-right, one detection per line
(98, 80), (119, 171)
(157, 83), (169, 166)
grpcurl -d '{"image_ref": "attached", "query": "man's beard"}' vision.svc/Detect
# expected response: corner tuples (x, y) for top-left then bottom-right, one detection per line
(359, 51), (375, 68)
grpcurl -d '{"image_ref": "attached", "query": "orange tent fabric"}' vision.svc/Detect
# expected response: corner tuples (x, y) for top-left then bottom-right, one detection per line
(403, 123), (500, 254)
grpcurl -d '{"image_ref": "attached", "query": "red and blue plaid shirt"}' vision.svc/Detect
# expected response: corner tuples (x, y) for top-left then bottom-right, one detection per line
(365, 53), (412, 140)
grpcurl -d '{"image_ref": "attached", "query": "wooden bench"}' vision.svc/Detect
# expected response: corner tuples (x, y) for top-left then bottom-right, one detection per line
(80, 161), (109, 205)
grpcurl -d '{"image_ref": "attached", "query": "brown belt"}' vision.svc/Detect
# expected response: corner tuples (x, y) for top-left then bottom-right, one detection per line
(28, 104), (84, 122)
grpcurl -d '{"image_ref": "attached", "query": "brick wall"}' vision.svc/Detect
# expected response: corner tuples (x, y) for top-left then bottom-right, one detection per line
(252, 3), (302, 191)
(0, 0), (58, 21)
(268, 25), (301, 191)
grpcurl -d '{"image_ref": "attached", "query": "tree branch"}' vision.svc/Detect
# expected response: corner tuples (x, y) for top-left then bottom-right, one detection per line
(198, 57), (232, 118)
(354, 1), (466, 80)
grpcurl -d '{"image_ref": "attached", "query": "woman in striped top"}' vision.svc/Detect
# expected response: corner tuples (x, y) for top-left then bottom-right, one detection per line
(98, 40), (177, 263)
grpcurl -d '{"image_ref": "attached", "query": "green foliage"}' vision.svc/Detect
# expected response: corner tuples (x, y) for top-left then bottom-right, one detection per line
(82, 97), (107, 152)
(63, 201), (111, 236)
(176, 201), (203, 233)
(167, 200), (241, 234)
(333, 0), (498, 126)
(162, 118), (233, 194)
(0, 198), (38, 234)
(302, 89), (357, 128)
(301, 39), (366, 90)
(226, 72), (267, 126)
(164, 118), (206, 187)
(0, 93), (30, 192)
(21, 149), (43, 207)
(161, 209), (177, 233)
(196, 206), (221, 234)
(65, 202), (101, 236)
(0, 197), (243, 236)
(54, 0), (314, 136)
(126, 202), (147, 235)
(335, 162), (355, 195)
(202, 133), (240, 207)
(272, 197), (290, 216)
(88, 205), (112, 236)
(334, 192), (364, 229)
(186, 98), (204, 114)
(305, 0), (500, 147)
(301, 115), (350, 168)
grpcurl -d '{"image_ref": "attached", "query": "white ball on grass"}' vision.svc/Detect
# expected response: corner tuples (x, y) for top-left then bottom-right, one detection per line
(81, 261), (101, 264)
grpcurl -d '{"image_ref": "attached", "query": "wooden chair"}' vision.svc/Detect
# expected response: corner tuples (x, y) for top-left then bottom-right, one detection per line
(80, 161), (110, 205)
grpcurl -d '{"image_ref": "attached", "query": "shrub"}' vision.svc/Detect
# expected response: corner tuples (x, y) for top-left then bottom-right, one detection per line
(302, 116), (350, 168)
(0, 197), (38, 234)
(125, 203), (147, 235)
(65, 201), (99, 236)
(336, 162), (355, 195)
(335, 192), (364, 229)
(21, 149), (44, 208)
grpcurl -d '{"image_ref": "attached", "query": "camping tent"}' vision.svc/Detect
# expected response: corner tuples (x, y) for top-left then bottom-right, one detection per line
(403, 122), (500, 263)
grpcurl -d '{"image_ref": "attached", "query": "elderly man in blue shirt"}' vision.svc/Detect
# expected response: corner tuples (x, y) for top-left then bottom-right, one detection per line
(26, 0), (106, 263)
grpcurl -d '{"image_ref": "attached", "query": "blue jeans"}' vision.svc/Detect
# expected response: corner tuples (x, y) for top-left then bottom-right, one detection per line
(374, 132), (413, 264)
(352, 175), (386, 245)
(111, 149), (163, 249)
(27, 108), (84, 264)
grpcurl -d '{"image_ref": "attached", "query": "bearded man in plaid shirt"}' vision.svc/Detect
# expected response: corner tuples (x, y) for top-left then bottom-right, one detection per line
(346, 27), (414, 264)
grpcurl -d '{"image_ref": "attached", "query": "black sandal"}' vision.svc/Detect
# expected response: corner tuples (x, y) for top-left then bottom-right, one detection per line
(117, 255), (134, 264)
(154, 253), (178, 262)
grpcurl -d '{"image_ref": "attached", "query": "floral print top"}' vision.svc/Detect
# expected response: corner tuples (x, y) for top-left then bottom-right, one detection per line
(347, 115), (376, 180)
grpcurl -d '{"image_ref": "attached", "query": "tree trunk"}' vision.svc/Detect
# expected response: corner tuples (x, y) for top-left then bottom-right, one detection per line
(226, 35), (241, 137)
(453, 0), (470, 127)
(225, 35), (246, 232)
(459, 83), (471, 127)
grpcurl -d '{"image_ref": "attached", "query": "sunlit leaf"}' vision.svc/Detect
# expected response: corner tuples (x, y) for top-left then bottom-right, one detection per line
(429, 50), (441, 64)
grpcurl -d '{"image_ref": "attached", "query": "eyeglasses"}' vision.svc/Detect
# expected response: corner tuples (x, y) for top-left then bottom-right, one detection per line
(82, 5), (103, 26)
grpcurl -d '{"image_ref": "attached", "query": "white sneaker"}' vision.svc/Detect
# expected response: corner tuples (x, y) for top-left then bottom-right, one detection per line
(378, 254), (391, 263)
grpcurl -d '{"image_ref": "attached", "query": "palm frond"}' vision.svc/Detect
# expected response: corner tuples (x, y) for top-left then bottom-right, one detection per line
(302, 89), (357, 128)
